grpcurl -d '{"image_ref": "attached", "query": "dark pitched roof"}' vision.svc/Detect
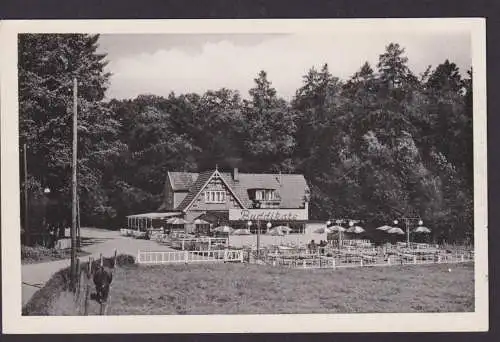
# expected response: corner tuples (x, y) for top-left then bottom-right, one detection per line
(220, 172), (309, 208)
(171, 169), (309, 211)
(176, 170), (215, 210)
(168, 172), (198, 191)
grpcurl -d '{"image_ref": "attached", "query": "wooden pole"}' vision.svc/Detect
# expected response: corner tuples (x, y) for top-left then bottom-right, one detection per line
(23, 143), (30, 246)
(75, 258), (81, 301)
(406, 219), (410, 247)
(71, 77), (78, 292)
(77, 196), (81, 247)
(256, 220), (260, 260)
(83, 257), (92, 316)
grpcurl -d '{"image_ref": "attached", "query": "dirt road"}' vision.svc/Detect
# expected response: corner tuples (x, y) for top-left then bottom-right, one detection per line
(22, 227), (173, 306)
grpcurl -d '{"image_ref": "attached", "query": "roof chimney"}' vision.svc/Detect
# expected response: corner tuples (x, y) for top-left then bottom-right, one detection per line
(233, 168), (239, 182)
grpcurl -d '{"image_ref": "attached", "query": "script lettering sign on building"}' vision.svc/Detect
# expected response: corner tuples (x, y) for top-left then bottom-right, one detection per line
(229, 209), (308, 222)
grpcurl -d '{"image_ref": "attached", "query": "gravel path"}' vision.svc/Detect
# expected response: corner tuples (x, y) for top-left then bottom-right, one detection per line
(22, 228), (174, 306)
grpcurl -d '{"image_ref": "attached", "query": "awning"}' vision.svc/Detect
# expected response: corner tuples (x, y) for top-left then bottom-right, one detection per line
(126, 212), (182, 219)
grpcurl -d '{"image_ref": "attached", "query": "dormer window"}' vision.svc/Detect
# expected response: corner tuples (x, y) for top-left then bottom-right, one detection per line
(248, 189), (280, 202)
(205, 190), (225, 203)
(255, 189), (278, 201)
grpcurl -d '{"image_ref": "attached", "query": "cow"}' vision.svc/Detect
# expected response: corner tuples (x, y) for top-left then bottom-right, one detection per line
(93, 265), (113, 304)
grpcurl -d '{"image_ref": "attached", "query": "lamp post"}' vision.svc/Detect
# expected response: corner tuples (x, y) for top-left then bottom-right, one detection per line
(327, 218), (359, 248)
(247, 220), (255, 258)
(394, 217), (423, 247)
(326, 220), (334, 247)
(43, 187), (51, 247)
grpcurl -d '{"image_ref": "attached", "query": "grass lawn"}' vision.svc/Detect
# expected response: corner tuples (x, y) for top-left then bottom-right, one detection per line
(84, 262), (474, 315)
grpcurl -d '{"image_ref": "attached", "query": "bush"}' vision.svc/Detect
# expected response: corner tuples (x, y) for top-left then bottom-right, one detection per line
(21, 245), (64, 262)
(21, 244), (90, 264)
(22, 254), (136, 315)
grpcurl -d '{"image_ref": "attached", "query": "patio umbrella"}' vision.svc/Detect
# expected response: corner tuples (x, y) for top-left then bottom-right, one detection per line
(213, 225), (234, 234)
(314, 226), (333, 234)
(327, 225), (346, 248)
(274, 226), (292, 233)
(232, 228), (252, 235)
(193, 218), (209, 225)
(376, 225), (393, 231)
(166, 217), (189, 225)
(330, 225), (347, 232)
(267, 227), (285, 236)
(346, 225), (365, 234)
(413, 226), (431, 233)
(386, 227), (405, 235)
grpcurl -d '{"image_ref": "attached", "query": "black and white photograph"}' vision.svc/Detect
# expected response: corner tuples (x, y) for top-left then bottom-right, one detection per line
(0, 19), (488, 333)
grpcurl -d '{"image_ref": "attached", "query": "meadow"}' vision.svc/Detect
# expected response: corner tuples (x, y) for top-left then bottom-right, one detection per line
(62, 262), (475, 315)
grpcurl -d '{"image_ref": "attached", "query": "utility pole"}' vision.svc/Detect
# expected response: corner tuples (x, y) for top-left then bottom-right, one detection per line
(71, 77), (78, 292)
(256, 220), (260, 259)
(23, 143), (29, 246)
(77, 195), (81, 247)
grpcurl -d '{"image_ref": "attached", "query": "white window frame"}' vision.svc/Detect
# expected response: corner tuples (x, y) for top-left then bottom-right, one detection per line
(205, 190), (226, 203)
(255, 189), (276, 201)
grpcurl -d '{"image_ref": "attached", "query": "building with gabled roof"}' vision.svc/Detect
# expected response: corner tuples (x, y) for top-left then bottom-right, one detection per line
(158, 167), (311, 234)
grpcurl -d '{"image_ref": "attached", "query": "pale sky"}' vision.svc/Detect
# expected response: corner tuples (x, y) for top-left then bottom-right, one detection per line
(97, 32), (471, 101)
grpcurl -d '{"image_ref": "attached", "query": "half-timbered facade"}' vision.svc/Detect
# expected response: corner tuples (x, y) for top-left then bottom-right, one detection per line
(158, 168), (311, 234)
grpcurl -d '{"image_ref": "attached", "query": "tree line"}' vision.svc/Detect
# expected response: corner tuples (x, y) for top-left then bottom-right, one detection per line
(19, 34), (473, 243)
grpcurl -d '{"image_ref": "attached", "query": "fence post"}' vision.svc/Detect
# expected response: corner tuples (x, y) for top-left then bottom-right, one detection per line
(184, 250), (189, 263)
(239, 250), (244, 263)
(224, 249), (228, 263)
(387, 256), (391, 265)
(113, 249), (118, 267)
(137, 250), (141, 264)
(360, 258), (363, 267)
(438, 255), (442, 263)
(461, 254), (465, 262)
(413, 256), (417, 264)
(182, 240), (185, 251)
(83, 257), (93, 316)
(332, 258), (336, 269)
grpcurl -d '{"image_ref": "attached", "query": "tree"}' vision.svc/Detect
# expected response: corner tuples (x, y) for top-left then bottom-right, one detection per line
(377, 43), (417, 89)
(242, 71), (297, 172)
(19, 34), (124, 230)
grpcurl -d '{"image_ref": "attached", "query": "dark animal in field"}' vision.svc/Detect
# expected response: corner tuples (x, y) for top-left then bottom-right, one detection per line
(93, 265), (113, 304)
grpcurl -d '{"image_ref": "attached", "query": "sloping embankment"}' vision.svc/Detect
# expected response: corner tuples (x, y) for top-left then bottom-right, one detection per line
(22, 254), (135, 316)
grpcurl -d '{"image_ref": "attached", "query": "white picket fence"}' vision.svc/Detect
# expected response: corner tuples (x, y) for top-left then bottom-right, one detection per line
(137, 249), (244, 265)
(268, 252), (474, 270)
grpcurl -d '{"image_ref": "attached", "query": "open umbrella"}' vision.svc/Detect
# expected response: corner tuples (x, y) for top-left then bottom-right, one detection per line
(274, 226), (292, 233)
(267, 227), (285, 236)
(376, 225), (393, 231)
(314, 226), (333, 234)
(166, 217), (189, 225)
(232, 228), (251, 235)
(213, 225), (234, 234)
(386, 227), (405, 235)
(346, 225), (365, 234)
(193, 218), (209, 225)
(413, 226), (431, 233)
(330, 225), (347, 232)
